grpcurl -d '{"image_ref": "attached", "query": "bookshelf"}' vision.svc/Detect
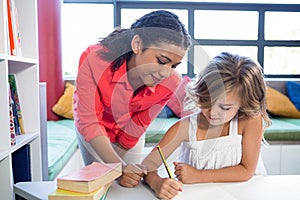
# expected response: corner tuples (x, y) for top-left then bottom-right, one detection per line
(0, 0), (42, 199)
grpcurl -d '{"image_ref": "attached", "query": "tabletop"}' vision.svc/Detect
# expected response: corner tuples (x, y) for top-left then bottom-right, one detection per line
(106, 175), (300, 200)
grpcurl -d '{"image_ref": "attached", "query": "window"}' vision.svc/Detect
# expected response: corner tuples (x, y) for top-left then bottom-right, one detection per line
(62, 1), (300, 79)
(264, 47), (300, 75)
(194, 10), (258, 40)
(193, 10), (259, 74)
(264, 12), (300, 76)
(194, 45), (258, 74)
(61, 3), (113, 78)
(265, 12), (300, 40)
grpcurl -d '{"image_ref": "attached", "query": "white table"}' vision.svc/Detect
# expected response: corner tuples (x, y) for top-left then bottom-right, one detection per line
(14, 175), (300, 200)
(106, 175), (300, 200)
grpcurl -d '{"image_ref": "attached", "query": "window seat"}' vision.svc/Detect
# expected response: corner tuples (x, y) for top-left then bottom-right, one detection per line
(44, 114), (300, 180)
(145, 117), (179, 144)
(146, 116), (300, 144)
(47, 120), (77, 180)
(264, 117), (300, 143)
(44, 115), (300, 180)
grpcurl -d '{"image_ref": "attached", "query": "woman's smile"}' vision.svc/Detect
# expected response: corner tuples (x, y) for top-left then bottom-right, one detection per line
(151, 75), (163, 84)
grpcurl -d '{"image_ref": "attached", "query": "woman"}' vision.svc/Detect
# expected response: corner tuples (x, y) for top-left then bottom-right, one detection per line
(73, 10), (191, 187)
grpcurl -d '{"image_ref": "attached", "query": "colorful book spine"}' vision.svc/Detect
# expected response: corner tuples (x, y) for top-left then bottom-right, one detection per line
(10, 0), (22, 56)
(6, 0), (16, 55)
(9, 88), (16, 146)
(11, 97), (21, 135)
(8, 74), (25, 134)
(6, 0), (21, 56)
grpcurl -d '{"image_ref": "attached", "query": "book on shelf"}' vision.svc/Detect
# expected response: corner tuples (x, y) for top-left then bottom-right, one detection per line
(12, 0), (22, 56)
(57, 162), (122, 193)
(6, 0), (21, 56)
(12, 144), (31, 183)
(48, 182), (111, 200)
(11, 95), (21, 135)
(6, 0), (16, 55)
(8, 88), (16, 146)
(8, 74), (25, 134)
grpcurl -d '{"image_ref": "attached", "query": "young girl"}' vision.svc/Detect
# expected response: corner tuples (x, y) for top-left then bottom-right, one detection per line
(141, 52), (271, 199)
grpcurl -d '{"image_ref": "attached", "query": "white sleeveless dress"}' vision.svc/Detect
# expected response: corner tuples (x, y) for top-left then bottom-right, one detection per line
(178, 113), (267, 175)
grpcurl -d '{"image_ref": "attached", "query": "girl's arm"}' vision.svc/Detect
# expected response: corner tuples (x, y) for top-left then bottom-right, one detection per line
(144, 171), (182, 199)
(142, 117), (189, 198)
(174, 114), (263, 183)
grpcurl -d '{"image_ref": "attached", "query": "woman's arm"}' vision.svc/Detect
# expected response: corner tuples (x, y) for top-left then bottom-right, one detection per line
(90, 136), (146, 187)
(89, 136), (126, 164)
(174, 114), (263, 183)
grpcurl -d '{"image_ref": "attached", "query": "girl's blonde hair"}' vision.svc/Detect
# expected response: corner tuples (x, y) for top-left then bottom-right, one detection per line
(186, 52), (271, 127)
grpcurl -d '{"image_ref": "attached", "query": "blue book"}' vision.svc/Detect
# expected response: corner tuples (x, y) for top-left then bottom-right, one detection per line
(12, 144), (31, 183)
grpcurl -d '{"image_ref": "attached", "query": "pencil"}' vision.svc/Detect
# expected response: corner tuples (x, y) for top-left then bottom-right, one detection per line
(157, 145), (173, 179)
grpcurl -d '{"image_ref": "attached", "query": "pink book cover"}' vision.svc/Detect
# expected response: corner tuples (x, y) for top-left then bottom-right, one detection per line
(57, 162), (121, 182)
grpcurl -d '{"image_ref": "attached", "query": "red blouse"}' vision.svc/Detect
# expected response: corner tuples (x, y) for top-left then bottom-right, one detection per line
(73, 44), (181, 149)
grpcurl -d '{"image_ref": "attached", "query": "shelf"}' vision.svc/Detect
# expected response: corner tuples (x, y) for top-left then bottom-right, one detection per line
(0, 0), (41, 198)
(12, 132), (40, 152)
(0, 149), (10, 161)
(0, 132), (39, 162)
(7, 56), (37, 65)
(0, 53), (9, 60)
(0, 54), (37, 64)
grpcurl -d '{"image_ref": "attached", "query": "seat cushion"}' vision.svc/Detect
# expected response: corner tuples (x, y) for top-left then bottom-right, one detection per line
(145, 117), (179, 144)
(47, 120), (77, 180)
(264, 117), (300, 141)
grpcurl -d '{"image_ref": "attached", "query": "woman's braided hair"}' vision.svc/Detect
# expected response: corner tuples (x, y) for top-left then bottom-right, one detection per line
(99, 10), (191, 71)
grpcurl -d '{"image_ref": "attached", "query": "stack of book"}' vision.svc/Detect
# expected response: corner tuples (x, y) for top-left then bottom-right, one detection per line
(48, 162), (122, 200)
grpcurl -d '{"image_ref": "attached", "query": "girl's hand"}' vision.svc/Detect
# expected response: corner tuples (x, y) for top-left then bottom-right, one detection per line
(174, 162), (199, 184)
(153, 177), (182, 200)
(119, 164), (147, 187)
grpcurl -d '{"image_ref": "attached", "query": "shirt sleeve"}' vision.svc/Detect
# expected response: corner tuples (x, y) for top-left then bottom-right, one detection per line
(73, 45), (109, 142)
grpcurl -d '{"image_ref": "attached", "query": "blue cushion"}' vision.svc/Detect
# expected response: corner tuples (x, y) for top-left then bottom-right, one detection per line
(157, 106), (175, 118)
(286, 81), (300, 110)
(47, 120), (77, 180)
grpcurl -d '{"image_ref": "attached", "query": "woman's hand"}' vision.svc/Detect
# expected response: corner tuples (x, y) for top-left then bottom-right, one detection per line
(119, 164), (147, 187)
(174, 162), (200, 184)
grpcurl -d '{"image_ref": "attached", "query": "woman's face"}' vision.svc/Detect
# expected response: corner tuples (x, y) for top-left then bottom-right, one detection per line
(201, 91), (241, 126)
(128, 38), (186, 88)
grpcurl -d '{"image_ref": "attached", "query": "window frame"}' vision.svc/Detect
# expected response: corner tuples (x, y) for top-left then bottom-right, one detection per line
(63, 0), (300, 79)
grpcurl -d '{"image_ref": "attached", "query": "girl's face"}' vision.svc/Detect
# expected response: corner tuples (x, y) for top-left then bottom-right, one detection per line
(128, 38), (186, 88)
(201, 90), (241, 126)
